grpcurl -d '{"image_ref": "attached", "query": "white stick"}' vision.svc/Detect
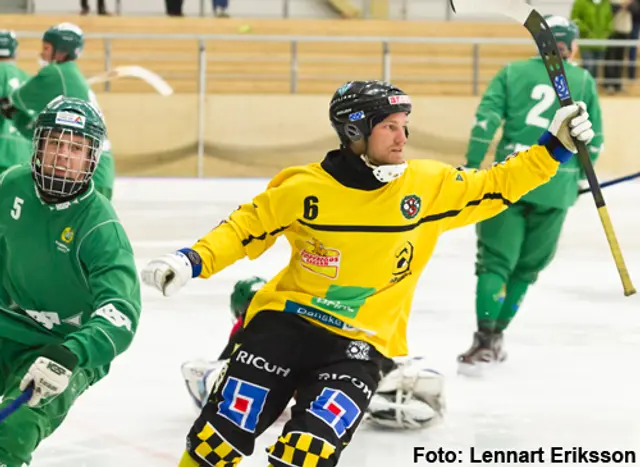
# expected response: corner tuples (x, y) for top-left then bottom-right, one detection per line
(449, 0), (534, 24)
(87, 66), (174, 96)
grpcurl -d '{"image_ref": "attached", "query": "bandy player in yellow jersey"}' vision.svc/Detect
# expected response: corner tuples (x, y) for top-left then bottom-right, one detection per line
(142, 80), (594, 467)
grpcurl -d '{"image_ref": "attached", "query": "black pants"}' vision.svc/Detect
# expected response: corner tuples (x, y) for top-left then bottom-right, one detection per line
(185, 311), (390, 466)
(80, 0), (106, 12)
(165, 0), (183, 15)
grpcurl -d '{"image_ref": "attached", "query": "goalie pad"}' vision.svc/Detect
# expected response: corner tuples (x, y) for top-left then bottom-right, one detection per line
(366, 356), (445, 430)
(181, 358), (228, 409)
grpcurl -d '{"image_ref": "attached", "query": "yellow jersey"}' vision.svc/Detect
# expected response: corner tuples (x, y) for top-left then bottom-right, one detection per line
(191, 146), (558, 358)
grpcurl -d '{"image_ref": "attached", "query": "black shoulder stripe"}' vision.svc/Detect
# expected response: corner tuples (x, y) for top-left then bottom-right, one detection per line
(299, 192), (512, 233)
(241, 225), (289, 246)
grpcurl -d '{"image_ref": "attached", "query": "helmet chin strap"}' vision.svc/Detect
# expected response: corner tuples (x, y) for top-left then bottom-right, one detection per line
(360, 153), (408, 183)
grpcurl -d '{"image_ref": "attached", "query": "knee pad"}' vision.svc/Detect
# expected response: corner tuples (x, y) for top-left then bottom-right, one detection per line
(187, 421), (244, 466)
(267, 431), (336, 467)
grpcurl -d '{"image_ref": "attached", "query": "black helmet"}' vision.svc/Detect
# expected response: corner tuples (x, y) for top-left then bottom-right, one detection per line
(329, 80), (412, 147)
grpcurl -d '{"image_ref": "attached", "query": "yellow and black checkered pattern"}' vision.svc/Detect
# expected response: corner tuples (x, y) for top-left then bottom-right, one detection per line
(190, 422), (243, 466)
(267, 431), (336, 467)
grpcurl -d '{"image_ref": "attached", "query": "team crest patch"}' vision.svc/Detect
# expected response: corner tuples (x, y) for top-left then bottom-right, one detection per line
(400, 195), (421, 220)
(299, 238), (341, 279)
(60, 227), (74, 243)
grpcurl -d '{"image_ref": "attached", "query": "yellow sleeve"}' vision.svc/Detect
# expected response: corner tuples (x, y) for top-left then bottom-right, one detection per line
(432, 145), (559, 231)
(191, 169), (301, 278)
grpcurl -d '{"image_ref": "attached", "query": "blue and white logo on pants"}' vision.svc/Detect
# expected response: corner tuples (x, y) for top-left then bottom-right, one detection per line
(217, 376), (269, 433)
(307, 387), (361, 438)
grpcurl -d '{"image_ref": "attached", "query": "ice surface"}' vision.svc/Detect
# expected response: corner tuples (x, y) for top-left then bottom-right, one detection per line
(32, 177), (640, 466)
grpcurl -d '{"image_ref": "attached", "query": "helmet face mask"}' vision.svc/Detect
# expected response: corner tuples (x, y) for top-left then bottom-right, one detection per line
(33, 127), (100, 201)
(31, 96), (106, 203)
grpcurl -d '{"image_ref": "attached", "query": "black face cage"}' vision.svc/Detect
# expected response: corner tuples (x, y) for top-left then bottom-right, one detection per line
(31, 126), (102, 202)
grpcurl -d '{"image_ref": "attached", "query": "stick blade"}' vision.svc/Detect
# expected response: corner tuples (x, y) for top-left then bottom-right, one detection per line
(114, 66), (174, 97)
(449, 0), (533, 24)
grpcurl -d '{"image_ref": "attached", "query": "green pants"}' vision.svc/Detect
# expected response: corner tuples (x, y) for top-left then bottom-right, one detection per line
(474, 201), (568, 332)
(0, 339), (98, 467)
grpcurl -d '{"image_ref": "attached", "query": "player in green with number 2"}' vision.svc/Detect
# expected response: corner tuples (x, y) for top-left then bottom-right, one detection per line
(0, 96), (141, 466)
(458, 15), (604, 373)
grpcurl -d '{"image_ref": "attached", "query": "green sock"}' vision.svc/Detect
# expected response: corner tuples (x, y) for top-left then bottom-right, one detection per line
(475, 273), (507, 333)
(496, 278), (530, 332)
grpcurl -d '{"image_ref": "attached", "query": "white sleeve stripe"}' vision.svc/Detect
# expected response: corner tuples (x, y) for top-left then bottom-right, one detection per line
(470, 137), (492, 143)
(96, 298), (137, 315)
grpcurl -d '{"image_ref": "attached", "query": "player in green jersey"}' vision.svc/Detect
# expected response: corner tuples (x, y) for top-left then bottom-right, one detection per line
(0, 30), (31, 172)
(0, 22), (115, 200)
(0, 96), (141, 467)
(0, 30), (31, 310)
(458, 15), (604, 374)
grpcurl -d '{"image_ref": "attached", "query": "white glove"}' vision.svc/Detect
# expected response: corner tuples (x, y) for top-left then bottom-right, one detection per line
(367, 356), (445, 430)
(548, 102), (594, 152)
(19, 357), (72, 407)
(141, 249), (197, 297)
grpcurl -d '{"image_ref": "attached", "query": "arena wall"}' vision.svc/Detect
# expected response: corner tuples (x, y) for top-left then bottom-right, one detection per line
(97, 94), (636, 178)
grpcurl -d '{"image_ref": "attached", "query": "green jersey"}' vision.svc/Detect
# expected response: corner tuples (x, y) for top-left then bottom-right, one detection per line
(465, 57), (603, 209)
(0, 164), (140, 376)
(8, 61), (115, 198)
(0, 62), (30, 170)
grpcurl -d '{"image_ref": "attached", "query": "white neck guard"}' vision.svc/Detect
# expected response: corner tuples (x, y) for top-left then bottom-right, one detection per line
(360, 154), (407, 183)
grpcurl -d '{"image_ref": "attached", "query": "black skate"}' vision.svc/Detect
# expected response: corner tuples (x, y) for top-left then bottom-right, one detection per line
(457, 331), (506, 376)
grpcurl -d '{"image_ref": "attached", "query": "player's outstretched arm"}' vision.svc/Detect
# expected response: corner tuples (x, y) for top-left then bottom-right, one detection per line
(436, 102), (594, 231)
(62, 220), (142, 369)
(141, 168), (301, 297)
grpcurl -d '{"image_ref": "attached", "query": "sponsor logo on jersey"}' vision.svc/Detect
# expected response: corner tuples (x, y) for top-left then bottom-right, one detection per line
(298, 238), (341, 279)
(60, 226), (74, 243)
(55, 111), (86, 129)
(400, 194), (421, 219)
(311, 285), (376, 319)
(284, 301), (377, 336)
(307, 388), (361, 438)
(318, 373), (373, 399)
(235, 350), (290, 377)
(217, 376), (268, 433)
(391, 241), (414, 283)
